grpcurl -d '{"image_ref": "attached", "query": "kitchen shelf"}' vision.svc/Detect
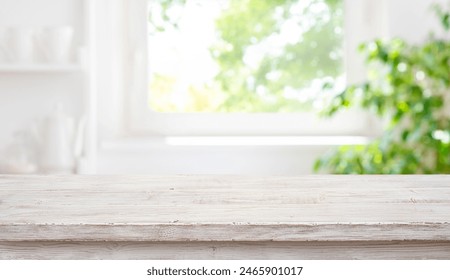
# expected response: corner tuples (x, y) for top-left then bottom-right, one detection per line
(0, 63), (84, 73)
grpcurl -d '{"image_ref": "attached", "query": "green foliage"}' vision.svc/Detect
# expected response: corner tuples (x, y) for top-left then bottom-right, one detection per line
(212, 0), (343, 112)
(148, 0), (187, 32)
(148, 0), (344, 112)
(315, 6), (450, 174)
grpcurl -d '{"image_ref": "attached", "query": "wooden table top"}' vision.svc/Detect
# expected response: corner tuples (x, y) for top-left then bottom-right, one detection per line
(0, 175), (449, 242)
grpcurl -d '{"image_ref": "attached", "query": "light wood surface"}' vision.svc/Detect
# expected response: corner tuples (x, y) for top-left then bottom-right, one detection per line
(2, 241), (450, 260)
(0, 175), (449, 259)
(1, 175), (449, 242)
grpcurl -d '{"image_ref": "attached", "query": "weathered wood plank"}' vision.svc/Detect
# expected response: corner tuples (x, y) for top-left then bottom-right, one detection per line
(1, 204), (449, 224)
(1, 241), (449, 260)
(0, 175), (449, 243)
(1, 223), (450, 242)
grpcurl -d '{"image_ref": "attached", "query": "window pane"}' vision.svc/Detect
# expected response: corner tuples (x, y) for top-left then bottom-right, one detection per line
(148, 0), (344, 112)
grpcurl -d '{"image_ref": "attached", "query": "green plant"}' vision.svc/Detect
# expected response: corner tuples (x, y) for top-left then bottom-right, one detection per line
(314, 5), (450, 174)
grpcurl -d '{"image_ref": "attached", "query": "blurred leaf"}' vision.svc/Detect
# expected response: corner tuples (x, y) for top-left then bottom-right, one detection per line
(316, 2), (450, 174)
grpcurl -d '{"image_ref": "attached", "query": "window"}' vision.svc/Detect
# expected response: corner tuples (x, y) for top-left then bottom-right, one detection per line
(148, 0), (344, 113)
(123, 0), (385, 137)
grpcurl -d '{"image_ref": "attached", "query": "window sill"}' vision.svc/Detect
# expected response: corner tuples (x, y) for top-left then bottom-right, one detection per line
(100, 135), (372, 150)
(96, 136), (372, 175)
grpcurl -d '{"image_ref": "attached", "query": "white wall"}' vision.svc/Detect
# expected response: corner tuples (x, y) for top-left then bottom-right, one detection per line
(98, 142), (329, 175)
(387, 0), (449, 43)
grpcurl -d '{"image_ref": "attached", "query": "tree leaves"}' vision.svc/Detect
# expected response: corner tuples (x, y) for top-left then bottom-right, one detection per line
(212, 0), (345, 112)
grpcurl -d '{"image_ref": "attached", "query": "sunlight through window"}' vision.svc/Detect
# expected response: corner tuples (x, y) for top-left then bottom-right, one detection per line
(148, 0), (344, 113)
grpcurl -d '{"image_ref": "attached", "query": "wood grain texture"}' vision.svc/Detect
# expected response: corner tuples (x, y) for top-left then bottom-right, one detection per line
(1, 241), (450, 260)
(0, 175), (449, 243)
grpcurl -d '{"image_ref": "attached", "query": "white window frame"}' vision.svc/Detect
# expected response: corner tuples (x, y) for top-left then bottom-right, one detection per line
(118, 0), (388, 138)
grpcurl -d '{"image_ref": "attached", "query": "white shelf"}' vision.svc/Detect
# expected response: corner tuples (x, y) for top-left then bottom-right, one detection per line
(0, 63), (84, 73)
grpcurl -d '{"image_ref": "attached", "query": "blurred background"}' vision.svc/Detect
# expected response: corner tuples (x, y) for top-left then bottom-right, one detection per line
(0, 0), (448, 175)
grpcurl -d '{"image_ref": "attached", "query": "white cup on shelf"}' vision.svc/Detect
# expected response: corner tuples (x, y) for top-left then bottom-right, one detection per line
(0, 27), (35, 64)
(36, 26), (74, 64)
(8, 27), (35, 64)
